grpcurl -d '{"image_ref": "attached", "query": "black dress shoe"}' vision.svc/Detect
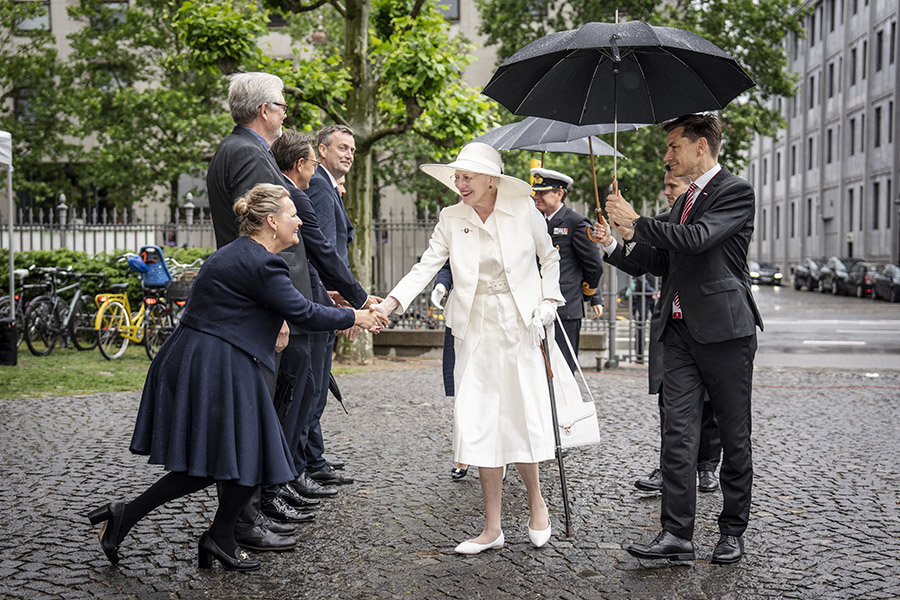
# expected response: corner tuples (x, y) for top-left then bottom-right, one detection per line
(698, 470), (719, 493)
(234, 520), (297, 552)
(290, 472), (338, 497)
(308, 464), (354, 485)
(260, 513), (295, 535)
(87, 500), (125, 565)
(626, 530), (695, 561)
(279, 483), (321, 509)
(324, 456), (345, 470)
(451, 466), (468, 480)
(711, 534), (744, 564)
(261, 495), (316, 523)
(198, 532), (260, 571)
(634, 468), (663, 492)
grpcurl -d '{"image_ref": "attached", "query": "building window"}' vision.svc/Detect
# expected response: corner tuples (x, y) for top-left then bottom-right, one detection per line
(861, 114), (865, 149)
(850, 47), (857, 85)
(890, 22), (896, 65)
(776, 205), (781, 239)
(876, 30), (883, 72)
(848, 188), (854, 231)
(809, 75), (816, 109)
(889, 102), (894, 143)
(828, 0), (835, 31)
(437, 0), (460, 21)
(873, 181), (880, 229)
(852, 0), (857, 15)
(828, 62), (835, 98)
(862, 40), (867, 79)
(15, 0), (51, 31)
(827, 128), (833, 163)
(763, 158), (768, 185)
(14, 91), (38, 124)
(762, 208), (767, 241)
(874, 106), (881, 148)
(791, 145), (797, 175)
(791, 202), (796, 238)
(888, 179), (892, 229)
(809, 12), (816, 47)
(528, 1), (548, 17)
(750, 162), (756, 186)
(776, 152), (782, 181)
(807, 136), (814, 170)
(859, 185), (864, 231)
(807, 197), (813, 236)
(849, 118), (856, 155)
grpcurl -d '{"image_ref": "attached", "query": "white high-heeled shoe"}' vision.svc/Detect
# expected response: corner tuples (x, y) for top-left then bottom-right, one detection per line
(528, 522), (552, 548)
(454, 532), (504, 555)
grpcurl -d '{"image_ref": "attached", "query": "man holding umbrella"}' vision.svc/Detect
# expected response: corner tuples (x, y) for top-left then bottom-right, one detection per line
(605, 113), (762, 564)
(530, 167), (604, 372)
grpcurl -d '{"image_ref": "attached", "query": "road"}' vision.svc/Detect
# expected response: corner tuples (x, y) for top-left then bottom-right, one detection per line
(753, 284), (900, 370)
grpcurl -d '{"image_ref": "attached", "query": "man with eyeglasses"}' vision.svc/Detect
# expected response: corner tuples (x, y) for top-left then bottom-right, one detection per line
(206, 72), (307, 555)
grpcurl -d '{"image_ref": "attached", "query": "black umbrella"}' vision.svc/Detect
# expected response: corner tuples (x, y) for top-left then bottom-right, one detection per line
(473, 116), (642, 151)
(328, 372), (349, 414)
(482, 19), (754, 205)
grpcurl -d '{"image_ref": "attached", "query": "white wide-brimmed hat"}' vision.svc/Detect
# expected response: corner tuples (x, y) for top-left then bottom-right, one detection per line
(420, 142), (533, 198)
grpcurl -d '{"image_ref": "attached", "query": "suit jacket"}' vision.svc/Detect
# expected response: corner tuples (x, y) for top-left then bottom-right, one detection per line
(547, 204), (604, 320)
(207, 126), (286, 248)
(625, 167), (763, 346)
(307, 165), (354, 267)
(388, 193), (564, 341)
(284, 178), (368, 310)
(179, 237), (355, 372)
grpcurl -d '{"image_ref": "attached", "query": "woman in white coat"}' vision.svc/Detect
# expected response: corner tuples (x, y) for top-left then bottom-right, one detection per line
(375, 143), (582, 554)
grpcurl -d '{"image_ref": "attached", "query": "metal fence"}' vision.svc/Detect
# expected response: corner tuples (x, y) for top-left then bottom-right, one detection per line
(1, 203), (216, 255)
(2, 203), (655, 363)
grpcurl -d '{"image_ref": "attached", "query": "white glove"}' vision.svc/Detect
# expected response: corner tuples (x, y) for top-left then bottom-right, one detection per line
(536, 299), (557, 327)
(529, 313), (546, 348)
(430, 283), (447, 309)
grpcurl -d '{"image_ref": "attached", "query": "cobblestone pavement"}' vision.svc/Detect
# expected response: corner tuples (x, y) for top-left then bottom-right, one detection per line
(1, 359), (899, 600)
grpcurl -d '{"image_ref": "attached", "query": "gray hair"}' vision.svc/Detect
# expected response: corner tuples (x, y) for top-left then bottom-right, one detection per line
(228, 72), (284, 125)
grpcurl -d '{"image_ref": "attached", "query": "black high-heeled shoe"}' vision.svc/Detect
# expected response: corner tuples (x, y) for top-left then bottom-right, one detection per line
(198, 532), (260, 571)
(86, 500), (125, 565)
(450, 466), (468, 480)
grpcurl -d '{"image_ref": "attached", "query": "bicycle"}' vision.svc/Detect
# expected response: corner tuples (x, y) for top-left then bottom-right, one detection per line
(142, 256), (203, 360)
(0, 267), (49, 348)
(22, 267), (107, 356)
(95, 247), (173, 360)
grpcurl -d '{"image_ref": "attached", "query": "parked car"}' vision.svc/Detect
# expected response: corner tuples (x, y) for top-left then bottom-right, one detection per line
(793, 257), (827, 291)
(842, 261), (882, 297)
(818, 257), (862, 294)
(749, 261), (783, 286)
(873, 264), (900, 302)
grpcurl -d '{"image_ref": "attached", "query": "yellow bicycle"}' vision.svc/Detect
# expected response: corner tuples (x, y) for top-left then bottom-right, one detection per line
(94, 283), (148, 360)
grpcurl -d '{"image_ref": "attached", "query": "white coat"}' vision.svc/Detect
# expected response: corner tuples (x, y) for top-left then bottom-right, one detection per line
(389, 192), (565, 337)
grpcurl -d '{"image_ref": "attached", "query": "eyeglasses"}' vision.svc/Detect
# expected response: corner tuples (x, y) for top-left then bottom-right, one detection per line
(302, 157), (319, 168)
(270, 101), (288, 113)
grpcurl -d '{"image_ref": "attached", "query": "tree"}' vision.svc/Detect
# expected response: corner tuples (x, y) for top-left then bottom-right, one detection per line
(63, 0), (265, 217)
(475, 0), (808, 215)
(0, 1), (78, 214)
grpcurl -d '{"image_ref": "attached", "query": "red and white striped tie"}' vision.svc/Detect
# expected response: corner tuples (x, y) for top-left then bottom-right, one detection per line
(672, 182), (699, 320)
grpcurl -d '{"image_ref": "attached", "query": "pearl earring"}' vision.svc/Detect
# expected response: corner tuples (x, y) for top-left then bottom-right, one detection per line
(273, 231), (277, 239)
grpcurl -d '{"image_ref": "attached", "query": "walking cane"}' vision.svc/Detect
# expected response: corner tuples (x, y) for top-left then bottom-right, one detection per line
(539, 330), (575, 538)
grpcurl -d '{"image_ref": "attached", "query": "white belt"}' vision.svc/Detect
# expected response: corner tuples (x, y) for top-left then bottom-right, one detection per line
(475, 278), (510, 295)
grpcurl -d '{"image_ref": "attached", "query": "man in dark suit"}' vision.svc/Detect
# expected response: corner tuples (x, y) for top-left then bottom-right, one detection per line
(606, 114), (763, 564)
(599, 168), (722, 496)
(303, 125), (359, 487)
(531, 167), (604, 372)
(272, 129), (380, 500)
(205, 72), (302, 552)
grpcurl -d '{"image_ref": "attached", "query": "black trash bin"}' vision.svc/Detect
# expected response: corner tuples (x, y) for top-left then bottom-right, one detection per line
(0, 318), (17, 366)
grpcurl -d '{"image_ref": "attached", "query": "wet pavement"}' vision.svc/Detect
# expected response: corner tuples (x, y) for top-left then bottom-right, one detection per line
(1, 359), (899, 599)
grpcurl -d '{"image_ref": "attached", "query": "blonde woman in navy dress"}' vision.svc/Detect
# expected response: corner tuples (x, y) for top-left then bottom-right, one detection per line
(87, 184), (387, 571)
(376, 143), (583, 554)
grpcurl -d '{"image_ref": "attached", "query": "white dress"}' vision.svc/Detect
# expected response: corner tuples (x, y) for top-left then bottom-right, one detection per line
(452, 213), (582, 467)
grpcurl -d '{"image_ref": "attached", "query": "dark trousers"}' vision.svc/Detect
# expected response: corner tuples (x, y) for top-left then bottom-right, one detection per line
(660, 318), (756, 540)
(276, 334), (318, 476)
(555, 318), (581, 373)
(656, 389), (722, 472)
(303, 330), (335, 472)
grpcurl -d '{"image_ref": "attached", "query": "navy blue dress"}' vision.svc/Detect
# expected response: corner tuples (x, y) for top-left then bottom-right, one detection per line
(130, 236), (356, 487)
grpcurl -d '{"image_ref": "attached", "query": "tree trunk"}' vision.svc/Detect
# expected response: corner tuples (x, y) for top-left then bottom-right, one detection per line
(335, 0), (375, 365)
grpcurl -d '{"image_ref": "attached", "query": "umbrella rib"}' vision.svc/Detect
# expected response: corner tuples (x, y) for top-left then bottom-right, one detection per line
(511, 50), (582, 114)
(579, 53), (605, 126)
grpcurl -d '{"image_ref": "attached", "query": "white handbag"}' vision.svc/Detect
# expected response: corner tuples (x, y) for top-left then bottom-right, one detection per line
(553, 313), (601, 448)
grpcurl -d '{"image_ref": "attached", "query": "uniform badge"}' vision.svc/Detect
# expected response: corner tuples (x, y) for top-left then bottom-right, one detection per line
(553, 227), (568, 235)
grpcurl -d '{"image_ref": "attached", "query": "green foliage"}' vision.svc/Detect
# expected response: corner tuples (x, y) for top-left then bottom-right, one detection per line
(174, 0), (268, 73)
(0, 0), (79, 207)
